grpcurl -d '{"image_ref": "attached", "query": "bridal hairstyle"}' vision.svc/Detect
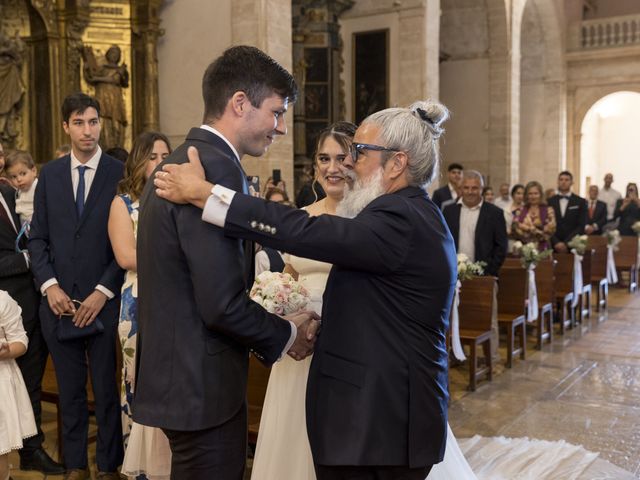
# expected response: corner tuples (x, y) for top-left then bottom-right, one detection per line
(311, 121), (357, 201)
(362, 100), (449, 188)
(117, 131), (172, 201)
(201, 45), (298, 123)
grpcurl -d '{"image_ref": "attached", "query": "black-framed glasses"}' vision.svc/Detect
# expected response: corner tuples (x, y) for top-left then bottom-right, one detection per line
(349, 143), (398, 164)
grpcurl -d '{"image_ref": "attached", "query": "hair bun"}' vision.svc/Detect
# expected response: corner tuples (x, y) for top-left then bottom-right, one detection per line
(410, 100), (449, 139)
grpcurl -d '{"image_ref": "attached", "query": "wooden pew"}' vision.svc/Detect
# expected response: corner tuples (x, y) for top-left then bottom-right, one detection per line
(496, 266), (527, 368)
(587, 236), (609, 311)
(458, 275), (496, 391)
(553, 253), (576, 333)
(615, 236), (639, 292)
(247, 355), (271, 445)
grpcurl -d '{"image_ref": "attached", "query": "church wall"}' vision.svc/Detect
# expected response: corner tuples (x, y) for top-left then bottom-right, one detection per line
(157, 0), (233, 148)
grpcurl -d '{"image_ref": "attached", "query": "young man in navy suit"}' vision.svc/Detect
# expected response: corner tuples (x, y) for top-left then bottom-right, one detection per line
(548, 171), (588, 252)
(28, 93), (124, 480)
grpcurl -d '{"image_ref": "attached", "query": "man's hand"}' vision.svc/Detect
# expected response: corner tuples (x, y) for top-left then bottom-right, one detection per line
(46, 284), (76, 316)
(585, 224), (594, 235)
(554, 242), (568, 253)
(154, 146), (212, 208)
(284, 310), (321, 360)
(73, 290), (107, 328)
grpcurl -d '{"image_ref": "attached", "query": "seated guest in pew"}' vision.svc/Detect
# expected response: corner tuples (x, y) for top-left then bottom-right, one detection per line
(548, 170), (588, 253)
(432, 162), (463, 209)
(614, 182), (640, 236)
(511, 181), (556, 250)
(443, 170), (508, 277)
(585, 185), (608, 235)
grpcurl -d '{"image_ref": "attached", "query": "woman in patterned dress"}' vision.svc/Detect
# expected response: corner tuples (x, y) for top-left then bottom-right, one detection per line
(107, 131), (172, 479)
(511, 180), (556, 250)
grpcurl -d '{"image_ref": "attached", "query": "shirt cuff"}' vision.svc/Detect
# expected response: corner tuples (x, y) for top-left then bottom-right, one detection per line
(41, 278), (58, 296)
(278, 321), (297, 361)
(201, 185), (237, 227)
(96, 285), (115, 300)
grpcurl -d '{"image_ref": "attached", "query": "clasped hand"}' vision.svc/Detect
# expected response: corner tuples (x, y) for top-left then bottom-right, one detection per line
(284, 310), (322, 361)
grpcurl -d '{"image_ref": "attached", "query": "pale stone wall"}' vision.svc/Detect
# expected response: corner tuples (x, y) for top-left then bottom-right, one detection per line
(157, 0), (232, 148)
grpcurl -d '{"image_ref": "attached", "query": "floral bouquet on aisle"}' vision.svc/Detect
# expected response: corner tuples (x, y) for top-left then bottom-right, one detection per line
(250, 271), (310, 315)
(632, 221), (640, 235)
(567, 234), (588, 255)
(512, 241), (552, 269)
(604, 229), (621, 251)
(457, 253), (486, 281)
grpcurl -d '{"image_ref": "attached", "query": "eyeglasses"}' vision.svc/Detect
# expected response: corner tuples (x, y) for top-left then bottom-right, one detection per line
(349, 143), (398, 164)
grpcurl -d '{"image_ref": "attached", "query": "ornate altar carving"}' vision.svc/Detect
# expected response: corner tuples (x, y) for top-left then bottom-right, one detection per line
(0, 29), (26, 147)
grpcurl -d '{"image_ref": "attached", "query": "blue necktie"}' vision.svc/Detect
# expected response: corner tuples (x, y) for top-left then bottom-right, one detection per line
(76, 166), (87, 217)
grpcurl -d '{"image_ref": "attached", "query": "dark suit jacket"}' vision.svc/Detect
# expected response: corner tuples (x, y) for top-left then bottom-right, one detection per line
(223, 186), (456, 467)
(28, 153), (124, 299)
(614, 198), (640, 236)
(442, 202), (508, 276)
(0, 184), (39, 328)
(586, 199), (607, 233)
(133, 128), (291, 432)
(548, 193), (587, 245)
(431, 184), (453, 209)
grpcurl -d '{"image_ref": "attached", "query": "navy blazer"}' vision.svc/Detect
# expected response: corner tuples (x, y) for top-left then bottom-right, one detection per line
(549, 193), (587, 245)
(28, 153), (124, 299)
(134, 128), (292, 432)
(586, 199), (607, 233)
(431, 184), (453, 209)
(223, 186), (456, 467)
(442, 201), (508, 276)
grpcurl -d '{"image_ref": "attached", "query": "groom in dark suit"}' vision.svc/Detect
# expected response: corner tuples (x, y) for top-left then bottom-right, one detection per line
(154, 100), (456, 480)
(29, 93), (124, 479)
(134, 46), (316, 480)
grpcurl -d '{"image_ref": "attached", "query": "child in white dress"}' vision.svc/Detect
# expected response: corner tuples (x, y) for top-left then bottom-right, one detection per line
(0, 290), (37, 480)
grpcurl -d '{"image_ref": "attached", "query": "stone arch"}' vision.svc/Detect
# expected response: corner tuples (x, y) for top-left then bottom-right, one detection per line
(519, 0), (566, 189)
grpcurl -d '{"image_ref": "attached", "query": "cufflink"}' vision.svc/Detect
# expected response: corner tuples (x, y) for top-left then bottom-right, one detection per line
(250, 220), (257, 229)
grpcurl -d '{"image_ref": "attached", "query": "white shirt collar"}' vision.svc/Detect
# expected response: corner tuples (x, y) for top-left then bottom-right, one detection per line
(200, 125), (240, 162)
(70, 146), (102, 170)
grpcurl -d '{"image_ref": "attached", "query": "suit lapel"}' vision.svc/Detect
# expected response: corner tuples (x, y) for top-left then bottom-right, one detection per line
(59, 156), (78, 223)
(475, 204), (487, 246)
(76, 155), (109, 230)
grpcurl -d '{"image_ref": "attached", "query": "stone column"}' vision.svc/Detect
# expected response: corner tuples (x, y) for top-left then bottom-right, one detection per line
(232, 0), (295, 193)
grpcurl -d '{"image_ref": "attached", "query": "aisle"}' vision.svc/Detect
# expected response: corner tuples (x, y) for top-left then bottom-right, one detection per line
(448, 287), (640, 477)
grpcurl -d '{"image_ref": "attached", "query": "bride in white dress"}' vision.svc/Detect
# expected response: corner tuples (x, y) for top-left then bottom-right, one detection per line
(251, 122), (477, 480)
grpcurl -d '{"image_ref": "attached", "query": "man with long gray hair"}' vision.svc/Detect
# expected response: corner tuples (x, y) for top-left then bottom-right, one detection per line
(153, 100), (457, 479)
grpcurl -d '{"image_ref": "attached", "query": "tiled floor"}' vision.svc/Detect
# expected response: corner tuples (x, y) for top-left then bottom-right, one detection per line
(9, 287), (640, 479)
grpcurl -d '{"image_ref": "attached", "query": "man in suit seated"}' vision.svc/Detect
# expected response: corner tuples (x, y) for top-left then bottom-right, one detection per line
(548, 171), (588, 252)
(442, 170), (508, 277)
(585, 185), (607, 235)
(431, 162), (463, 209)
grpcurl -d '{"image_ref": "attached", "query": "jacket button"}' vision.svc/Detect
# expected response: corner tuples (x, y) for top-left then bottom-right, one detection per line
(75, 234), (81, 239)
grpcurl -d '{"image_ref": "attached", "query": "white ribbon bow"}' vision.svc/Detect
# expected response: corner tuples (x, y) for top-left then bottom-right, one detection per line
(606, 245), (618, 285)
(527, 265), (539, 322)
(451, 280), (466, 361)
(571, 250), (583, 308)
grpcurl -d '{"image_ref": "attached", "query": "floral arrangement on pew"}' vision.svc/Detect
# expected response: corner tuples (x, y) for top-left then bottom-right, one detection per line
(567, 234), (589, 255)
(604, 229), (621, 251)
(456, 253), (486, 281)
(250, 271), (310, 315)
(632, 221), (640, 235)
(512, 241), (552, 270)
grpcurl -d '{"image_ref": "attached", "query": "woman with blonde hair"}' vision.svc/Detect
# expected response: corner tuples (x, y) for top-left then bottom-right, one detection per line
(108, 131), (172, 479)
(512, 180), (556, 250)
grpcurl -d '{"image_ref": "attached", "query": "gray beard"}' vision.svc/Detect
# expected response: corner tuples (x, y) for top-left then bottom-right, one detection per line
(336, 168), (386, 218)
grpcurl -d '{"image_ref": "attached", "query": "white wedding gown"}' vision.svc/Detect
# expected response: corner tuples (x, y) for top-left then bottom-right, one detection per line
(250, 254), (477, 480)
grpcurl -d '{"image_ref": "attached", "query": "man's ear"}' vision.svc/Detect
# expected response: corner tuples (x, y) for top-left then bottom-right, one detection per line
(387, 151), (408, 180)
(230, 91), (250, 117)
(62, 122), (69, 135)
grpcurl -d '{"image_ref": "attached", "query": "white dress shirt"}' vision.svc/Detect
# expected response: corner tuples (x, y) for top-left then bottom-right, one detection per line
(494, 196), (511, 212)
(458, 200), (483, 262)
(199, 149), (297, 360)
(40, 147), (114, 299)
(558, 193), (570, 218)
(598, 187), (622, 221)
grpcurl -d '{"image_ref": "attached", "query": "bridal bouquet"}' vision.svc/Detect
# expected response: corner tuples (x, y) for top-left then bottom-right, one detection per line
(457, 253), (486, 281)
(250, 271), (310, 315)
(567, 234), (588, 255)
(632, 221), (640, 235)
(604, 229), (621, 251)
(512, 241), (552, 269)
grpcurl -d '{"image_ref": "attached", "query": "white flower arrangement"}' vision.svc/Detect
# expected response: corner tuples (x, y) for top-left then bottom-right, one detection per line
(632, 221), (640, 235)
(250, 271), (310, 315)
(604, 229), (621, 251)
(567, 234), (589, 255)
(457, 253), (486, 281)
(513, 241), (552, 269)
